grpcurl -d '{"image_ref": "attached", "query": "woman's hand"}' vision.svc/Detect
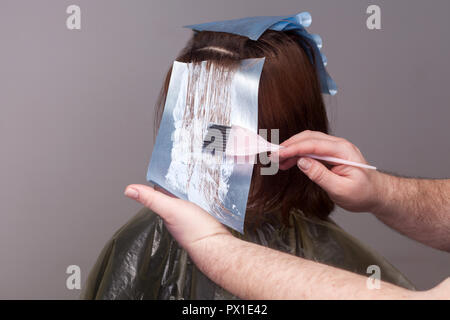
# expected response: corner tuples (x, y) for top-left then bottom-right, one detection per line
(275, 130), (385, 213)
(124, 184), (231, 252)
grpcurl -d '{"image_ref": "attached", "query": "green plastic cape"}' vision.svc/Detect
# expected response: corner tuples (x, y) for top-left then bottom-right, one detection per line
(82, 208), (415, 299)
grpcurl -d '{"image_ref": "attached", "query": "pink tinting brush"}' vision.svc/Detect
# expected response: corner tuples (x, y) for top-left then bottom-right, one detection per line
(202, 124), (377, 170)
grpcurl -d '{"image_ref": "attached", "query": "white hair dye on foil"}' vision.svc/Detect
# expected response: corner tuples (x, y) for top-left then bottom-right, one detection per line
(165, 62), (234, 220)
(147, 58), (265, 233)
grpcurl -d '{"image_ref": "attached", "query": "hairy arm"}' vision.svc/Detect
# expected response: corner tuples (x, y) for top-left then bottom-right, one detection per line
(373, 174), (450, 251)
(194, 234), (422, 300)
(124, 184), (450, 300)
(277, 130), (450, 251)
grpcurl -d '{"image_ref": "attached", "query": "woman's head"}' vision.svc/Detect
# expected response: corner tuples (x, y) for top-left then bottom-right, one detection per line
(155, 30), (334, 228)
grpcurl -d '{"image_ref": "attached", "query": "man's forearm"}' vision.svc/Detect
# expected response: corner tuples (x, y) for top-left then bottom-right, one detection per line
(277, 132), (450, 251)
(189, 234), (426, 300)
(373, 173), (450, 251)
(126, 185), (450, 300)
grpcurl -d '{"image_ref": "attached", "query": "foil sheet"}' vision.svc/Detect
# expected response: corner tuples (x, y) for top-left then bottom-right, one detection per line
(147, 58), (265, 233)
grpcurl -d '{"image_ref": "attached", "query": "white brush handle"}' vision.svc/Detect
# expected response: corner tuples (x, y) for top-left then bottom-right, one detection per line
(304, 154), (377, 170)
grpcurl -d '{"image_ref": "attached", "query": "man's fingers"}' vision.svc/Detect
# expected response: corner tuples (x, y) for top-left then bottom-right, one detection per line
(124, 184), (231, 251)
(277, 139), (349, 160)
(278, 157), (299, 170)
(124, 184), (222, 226)
(124, 184), (184, 223)
(281, 130), (341, 148)
(297, 157), (345, 194)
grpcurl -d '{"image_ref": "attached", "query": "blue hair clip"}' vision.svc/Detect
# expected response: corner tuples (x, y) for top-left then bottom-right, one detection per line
(185, 12), (337, 95)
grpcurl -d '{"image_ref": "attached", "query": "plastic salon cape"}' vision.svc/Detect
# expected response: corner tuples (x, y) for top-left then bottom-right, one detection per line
(81, 208), (415, 299)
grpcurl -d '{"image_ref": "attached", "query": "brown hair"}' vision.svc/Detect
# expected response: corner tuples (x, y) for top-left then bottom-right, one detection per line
(155, 30), (334, 229)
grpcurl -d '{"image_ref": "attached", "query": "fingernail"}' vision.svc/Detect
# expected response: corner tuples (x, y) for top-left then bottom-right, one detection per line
(124, 187), (139, 200)
(298, 158), (311, 171)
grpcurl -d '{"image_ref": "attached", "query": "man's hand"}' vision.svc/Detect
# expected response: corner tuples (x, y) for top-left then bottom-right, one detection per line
(275, 130), (384, 213)
(122, 183), (448, 299)
(124, 184), (231, 253)
(275, 130), (450, 251)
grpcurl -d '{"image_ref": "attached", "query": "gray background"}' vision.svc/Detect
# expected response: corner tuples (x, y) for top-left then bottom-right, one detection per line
(0, 0), (449, 299)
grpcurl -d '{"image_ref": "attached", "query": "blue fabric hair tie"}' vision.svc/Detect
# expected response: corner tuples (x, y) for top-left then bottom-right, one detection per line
(185, 12), (337, 95)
